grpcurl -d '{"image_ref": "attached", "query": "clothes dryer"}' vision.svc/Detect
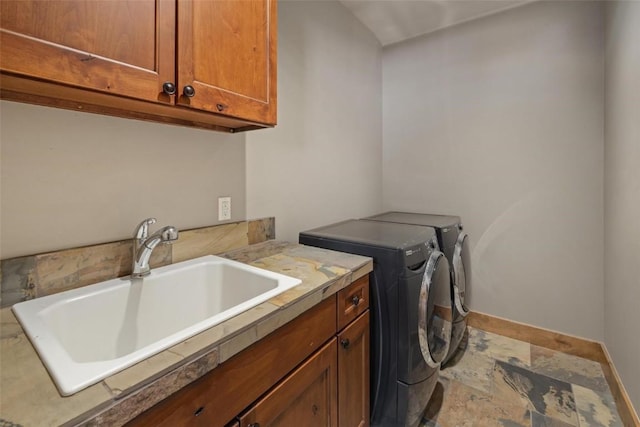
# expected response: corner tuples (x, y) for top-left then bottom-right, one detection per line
(300, 219), (452, 427)
(365, 212), (471, 365)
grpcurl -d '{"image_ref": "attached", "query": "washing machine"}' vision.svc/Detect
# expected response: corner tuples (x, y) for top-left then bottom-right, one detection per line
(299, 219), (452, 427)
(365, 212), (471, 365)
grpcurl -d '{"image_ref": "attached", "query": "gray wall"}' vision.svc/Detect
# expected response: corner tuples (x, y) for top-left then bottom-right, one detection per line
(0, 102), (246, 259)
(604, 0), (640, 411)
(0, 0), (383, 258)
(246, 1), (383, 241)
(382, 1), (605, 340)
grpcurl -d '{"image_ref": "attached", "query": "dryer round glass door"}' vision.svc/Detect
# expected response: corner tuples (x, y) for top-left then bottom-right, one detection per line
(452, 232), (471, 317)
(418, 252), (452, 368)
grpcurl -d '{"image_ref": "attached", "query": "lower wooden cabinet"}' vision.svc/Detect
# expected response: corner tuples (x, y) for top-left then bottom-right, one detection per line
(239, 340), (338, 427)
(127, 297), (337, 427)
(238, 310), (371, 427)
(129, 276), (370, 427)
(338, 311), (370, 427)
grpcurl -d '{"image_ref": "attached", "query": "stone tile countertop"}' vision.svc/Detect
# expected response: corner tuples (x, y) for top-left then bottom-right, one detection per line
(0, 241), (372, 427)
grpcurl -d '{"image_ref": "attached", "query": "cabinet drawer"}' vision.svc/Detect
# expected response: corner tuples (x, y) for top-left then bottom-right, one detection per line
(337, 275), (369, 331)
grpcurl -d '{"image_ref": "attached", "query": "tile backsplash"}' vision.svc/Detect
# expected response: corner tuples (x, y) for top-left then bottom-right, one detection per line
(0, 217), (275, 308)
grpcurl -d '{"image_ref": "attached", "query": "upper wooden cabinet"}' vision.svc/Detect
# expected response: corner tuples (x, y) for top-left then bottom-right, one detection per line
(0, 0), (277, 132)
(0, 0), (175, 103)
(178, 0), (277, 124)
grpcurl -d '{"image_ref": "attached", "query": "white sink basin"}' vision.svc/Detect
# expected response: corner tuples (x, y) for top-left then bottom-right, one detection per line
(12, 255), (301, 396)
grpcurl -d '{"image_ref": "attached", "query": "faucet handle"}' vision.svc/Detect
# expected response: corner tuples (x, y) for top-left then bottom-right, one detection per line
(159, 226), (179, 242)
(134, 218), (157, 240)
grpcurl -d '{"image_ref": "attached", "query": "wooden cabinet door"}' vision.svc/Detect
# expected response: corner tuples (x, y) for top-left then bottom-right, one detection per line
(0, 0), (175, 103)
(177, 0), (277, 125)
(238, 339), (338, 427)
(338, 311), (370, 427)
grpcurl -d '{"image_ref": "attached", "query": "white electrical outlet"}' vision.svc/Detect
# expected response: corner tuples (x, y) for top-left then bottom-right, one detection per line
(218, 197), (231, 221)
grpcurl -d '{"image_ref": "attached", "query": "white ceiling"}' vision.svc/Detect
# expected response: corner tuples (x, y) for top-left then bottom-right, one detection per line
(339, 0), (535, 46)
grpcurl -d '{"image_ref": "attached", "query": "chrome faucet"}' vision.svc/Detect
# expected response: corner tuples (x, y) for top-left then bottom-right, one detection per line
(132, 218), (179, 278)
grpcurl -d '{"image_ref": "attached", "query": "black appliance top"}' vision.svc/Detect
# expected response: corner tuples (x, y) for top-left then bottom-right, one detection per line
(300, 219), (436, 250)
(366, 212), (461, 229)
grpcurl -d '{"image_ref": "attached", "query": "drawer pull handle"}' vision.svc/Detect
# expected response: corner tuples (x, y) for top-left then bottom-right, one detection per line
(216, 103), (228, 111)
(248, 423), (261, 427)
(351, 295), (361, 306)
(340, 338), (350, 349)
(194, 406), (205, 417)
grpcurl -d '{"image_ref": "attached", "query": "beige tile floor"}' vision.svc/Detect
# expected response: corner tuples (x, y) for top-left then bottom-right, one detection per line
(421, 327), (624, 427)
